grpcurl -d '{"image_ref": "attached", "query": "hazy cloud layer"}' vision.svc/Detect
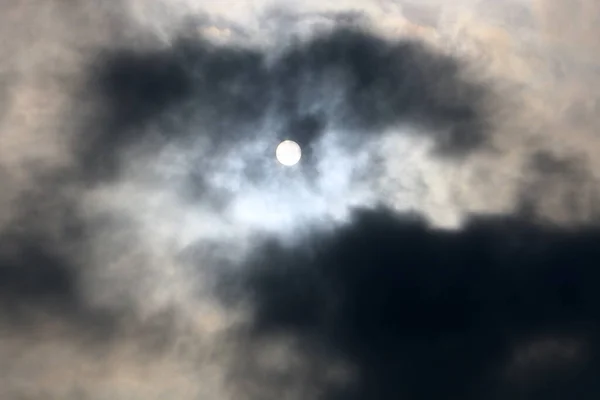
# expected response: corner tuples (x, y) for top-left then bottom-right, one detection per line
(1, 0), (600, 399)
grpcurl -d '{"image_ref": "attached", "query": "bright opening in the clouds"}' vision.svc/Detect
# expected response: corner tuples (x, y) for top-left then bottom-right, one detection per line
(275, 140), (302, 166)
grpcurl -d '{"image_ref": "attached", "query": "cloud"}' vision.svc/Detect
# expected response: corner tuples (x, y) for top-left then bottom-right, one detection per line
(81, 26), (490, 184)
(231, 206), (600, 399)
(1, 0), (600, 399)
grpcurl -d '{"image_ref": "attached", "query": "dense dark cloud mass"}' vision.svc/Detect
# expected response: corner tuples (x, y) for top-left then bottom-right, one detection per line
(0, 173), (76, 308)
(83, 28), (488, 182)
(0, 170), (118, 336)
(2, 1), (600, 399)
(0, 229), (76, 312)
(234, 207), (600, 399)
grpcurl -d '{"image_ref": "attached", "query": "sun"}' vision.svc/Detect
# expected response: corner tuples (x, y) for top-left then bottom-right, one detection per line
(275, 140), (302, 166)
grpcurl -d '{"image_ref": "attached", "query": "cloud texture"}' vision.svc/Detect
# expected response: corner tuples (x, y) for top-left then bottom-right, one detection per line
(1, 0), (600, 399)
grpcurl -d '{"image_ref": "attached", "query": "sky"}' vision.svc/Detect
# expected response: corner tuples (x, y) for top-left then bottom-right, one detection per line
(1, 0), (600, 399)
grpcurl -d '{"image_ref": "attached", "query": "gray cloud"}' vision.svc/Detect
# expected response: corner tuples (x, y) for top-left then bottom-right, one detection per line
(81, 26), (489, 182)
(2, 0), (600, 399)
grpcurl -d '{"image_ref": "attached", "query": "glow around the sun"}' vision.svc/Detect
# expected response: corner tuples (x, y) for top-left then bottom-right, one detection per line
(276, 140), (302, 166)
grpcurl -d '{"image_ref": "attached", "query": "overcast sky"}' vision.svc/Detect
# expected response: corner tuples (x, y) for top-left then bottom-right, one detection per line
(1, 1), (600, 399)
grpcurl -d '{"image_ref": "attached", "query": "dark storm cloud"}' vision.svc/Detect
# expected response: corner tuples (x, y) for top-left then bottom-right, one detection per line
(0, 173), (80, 312)
(2, 24), (490, 342)
(230, 206), (600, 399)
(0, 229), (77, 313)
(0, 171), (118, 338)
(69, 23), (600, 400)
(3, 2), (600, 398)
(81, 27), (490, 183)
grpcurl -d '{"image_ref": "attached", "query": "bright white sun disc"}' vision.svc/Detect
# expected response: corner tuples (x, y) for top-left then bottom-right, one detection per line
(275, 140), (302, 166)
